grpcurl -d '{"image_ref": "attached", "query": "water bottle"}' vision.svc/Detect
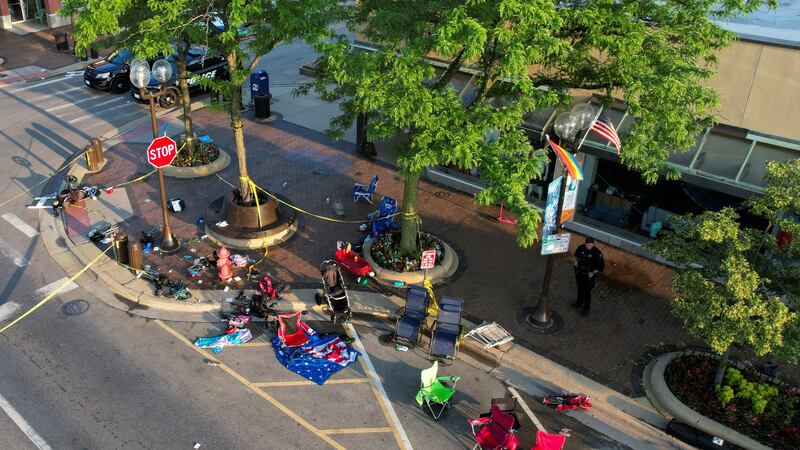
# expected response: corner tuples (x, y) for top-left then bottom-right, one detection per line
(393, 281), (405, 287)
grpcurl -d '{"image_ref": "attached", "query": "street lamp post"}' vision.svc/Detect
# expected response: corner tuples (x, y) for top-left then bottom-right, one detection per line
(528, 104), (595, 329)
(130, 59), (180, 254)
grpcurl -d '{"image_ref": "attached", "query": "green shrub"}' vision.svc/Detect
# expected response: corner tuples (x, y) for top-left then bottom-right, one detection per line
(717, 368), (780, 415)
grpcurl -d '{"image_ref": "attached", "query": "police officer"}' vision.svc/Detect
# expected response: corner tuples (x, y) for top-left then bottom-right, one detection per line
(573, 237), (604, 316)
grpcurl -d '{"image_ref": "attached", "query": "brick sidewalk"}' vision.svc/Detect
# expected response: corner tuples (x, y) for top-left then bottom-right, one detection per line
(80, 106), (751, 396)
(0, 27), (79, 71)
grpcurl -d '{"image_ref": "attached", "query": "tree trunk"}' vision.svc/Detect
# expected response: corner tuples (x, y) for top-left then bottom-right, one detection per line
(399, 170), (422, 256)
(176, 43), (196, 158)
(225, 50), (251, 204)
(714, 345), (733, 386)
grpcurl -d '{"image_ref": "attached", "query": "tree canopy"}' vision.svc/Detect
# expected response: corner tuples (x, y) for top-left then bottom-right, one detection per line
(647, 159), (800, 363)
(311, 0), (777, 252)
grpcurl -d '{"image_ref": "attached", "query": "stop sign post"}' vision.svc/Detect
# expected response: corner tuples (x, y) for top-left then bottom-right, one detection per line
(146, 135), (180, 253)
(147, 136), (178, 168)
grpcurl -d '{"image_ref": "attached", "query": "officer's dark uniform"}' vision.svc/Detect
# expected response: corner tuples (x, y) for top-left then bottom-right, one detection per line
(573, 243), (605, 315)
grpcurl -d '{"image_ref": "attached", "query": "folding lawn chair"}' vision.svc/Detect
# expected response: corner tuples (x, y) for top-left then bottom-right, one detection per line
(439, 295), (463, 313)
(429, 306), (463, 362)
(468, 404), (520, 450)
(369, 196), (398, 236)
(353, 175), (379, 204)
(277, 311), (314, 347)
(532, 431), (566, 450)
(415, 360), (460, 420)
(393, 285), (429, 346)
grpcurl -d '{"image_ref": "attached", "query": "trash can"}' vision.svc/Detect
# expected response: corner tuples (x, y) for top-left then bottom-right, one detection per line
(54, 33), (69, 52)
(254, 93), (272, 120)
(90, 47), (99, 59)
(249, 70), (270, 101)
(113, 234), (130, 266)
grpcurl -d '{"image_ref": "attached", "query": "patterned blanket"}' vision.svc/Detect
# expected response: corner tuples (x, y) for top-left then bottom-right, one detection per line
(272, 333), (360, 385)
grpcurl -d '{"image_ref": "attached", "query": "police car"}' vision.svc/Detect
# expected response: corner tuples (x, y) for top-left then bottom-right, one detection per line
(130, 48), (229, 108)
(83, 49), (145, 93)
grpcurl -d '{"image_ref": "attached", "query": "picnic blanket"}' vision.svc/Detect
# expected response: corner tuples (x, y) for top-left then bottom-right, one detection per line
(194, 328), (252, 353)
(271, 333), (360, 385)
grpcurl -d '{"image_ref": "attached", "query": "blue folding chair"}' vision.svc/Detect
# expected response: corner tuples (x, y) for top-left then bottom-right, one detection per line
(370, 196), (398, 236)
(439, 295), (463, 313)
(429, 304), (463, 363)
(353, 175), (379, 204)
(394, 285), (430, 346)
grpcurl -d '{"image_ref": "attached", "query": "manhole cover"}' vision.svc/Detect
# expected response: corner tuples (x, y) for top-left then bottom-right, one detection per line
(435, 191), (450, 198)
(62, 300), (89, 316)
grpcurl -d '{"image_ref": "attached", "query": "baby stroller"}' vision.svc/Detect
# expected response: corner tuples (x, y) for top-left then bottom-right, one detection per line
(315, 260), (352, 324)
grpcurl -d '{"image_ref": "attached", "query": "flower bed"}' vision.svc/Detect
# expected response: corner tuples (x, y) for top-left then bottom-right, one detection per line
(369, 231), (445, 272)
(173, 142), (220, 167)
(664, 354), (799, 449)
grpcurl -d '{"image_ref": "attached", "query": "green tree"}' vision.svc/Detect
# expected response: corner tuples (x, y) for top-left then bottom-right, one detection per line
(64, 0), (344, 204)
(310, 0), (776, 256)
(647, 160), (800, 365)
(62, 0), (209, 156)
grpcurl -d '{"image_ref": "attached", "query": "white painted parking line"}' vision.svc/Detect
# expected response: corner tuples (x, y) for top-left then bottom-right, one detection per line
(2, 213), (39, 238)
(27, 85), (84, 103)
(46, 95), (109, 113)
(69, 100), (133, 124)
(34, 277), (78, 298)
(344, 323), (413, 450)
(0, 391), (53, 450)
(9, 76), (74, 93)
(0, 302), (21, 322)
(0, 237), (29, 267)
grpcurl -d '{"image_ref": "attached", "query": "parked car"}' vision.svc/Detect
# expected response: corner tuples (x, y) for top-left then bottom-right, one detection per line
(130, 48), (229, 108)
(83, 49), (146, 93)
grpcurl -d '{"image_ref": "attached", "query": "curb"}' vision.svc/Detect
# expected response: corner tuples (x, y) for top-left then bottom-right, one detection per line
(362, 239), (459, 285)
(643, 352), (772, 450)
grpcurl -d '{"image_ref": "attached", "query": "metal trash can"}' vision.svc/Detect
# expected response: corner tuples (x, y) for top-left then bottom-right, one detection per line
(54, 33), (69, 52)
(254, 93), (272, 119)
(113, 234), (130, 266)
(249, 70), (270, 101)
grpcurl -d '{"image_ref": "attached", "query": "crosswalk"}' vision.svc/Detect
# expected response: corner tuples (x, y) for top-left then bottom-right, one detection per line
(0, 74), (150, 322)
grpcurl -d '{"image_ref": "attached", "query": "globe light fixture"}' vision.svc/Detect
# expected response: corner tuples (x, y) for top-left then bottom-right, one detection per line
(571, 103), (595, 130)
(129, 60), (151, 89)
(553, 111), (579, 141)
(151, 59), (173, 84)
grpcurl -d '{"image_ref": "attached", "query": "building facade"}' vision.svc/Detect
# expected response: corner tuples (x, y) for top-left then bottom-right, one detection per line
(0, 0), (68, 31)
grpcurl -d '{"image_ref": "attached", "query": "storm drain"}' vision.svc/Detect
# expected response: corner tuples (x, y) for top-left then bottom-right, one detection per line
(62, 300), (89, 316)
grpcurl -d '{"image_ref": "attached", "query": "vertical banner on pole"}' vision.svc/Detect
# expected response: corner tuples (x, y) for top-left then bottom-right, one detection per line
(560, 176), (579, 224)
(542, 176), (562, 237)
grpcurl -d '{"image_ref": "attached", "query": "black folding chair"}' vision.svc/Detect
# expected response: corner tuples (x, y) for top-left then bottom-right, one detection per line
(393, 285), (429, 346)
(429, 304), (463, 363)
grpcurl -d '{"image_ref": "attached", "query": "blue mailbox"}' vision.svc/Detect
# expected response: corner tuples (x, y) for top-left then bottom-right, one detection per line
(250, 70), (270, 100)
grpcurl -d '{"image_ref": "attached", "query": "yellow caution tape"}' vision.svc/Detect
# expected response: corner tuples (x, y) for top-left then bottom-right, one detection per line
(0, 245), (113, 334)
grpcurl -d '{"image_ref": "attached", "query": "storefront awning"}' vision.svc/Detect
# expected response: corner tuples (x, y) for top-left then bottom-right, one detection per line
(576, 103), (800, 198)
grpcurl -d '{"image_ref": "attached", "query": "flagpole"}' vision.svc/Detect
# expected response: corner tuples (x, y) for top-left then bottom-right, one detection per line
(576, 104), (604, 152)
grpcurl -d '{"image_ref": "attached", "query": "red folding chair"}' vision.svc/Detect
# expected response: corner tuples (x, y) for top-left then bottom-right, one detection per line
(532, 431), (566, 450)
(277, 311), (314, 347)
(468, 404), (520, 450)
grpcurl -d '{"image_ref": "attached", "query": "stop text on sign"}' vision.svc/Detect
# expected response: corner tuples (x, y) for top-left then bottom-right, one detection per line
(149, 143), (175, 161)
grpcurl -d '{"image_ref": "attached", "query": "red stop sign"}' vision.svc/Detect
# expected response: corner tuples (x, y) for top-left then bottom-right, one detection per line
(146, 136), (178, 168)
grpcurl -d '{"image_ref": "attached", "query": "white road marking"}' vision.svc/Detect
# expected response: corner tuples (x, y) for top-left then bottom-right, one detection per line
(68, 100), (133, 124)
(34, 277), (78, 298)
(9, 76), (73, 92)
(0, 302), (21, 322)
(344, 323), (413, 450)
(0, 391), (53, 450)
(0, 237), (29, 267)
(2, 213), (39, 238)
(507, 386), (546, 432)
(27, 85), (84, 103)
(46, 95), (109, 113)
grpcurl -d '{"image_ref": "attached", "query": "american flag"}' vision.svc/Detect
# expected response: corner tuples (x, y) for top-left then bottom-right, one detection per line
(590, 111), (621, 154)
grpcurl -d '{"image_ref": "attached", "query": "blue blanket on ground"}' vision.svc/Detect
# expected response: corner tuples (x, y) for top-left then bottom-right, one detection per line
(271, 334), (360, 385)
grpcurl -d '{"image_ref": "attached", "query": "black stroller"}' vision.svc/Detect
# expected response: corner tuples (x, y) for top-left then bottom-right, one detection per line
(315, 260), (352, 324)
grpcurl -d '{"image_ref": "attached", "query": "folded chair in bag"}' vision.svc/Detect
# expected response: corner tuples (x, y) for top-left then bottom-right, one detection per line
(439, 295), (463, 313)
(468, 404), (520, 450)
(393, 285), (429, 346)
(353, 175), (379, 204)
(429, 307), (463, 362)
(277, 311), (314, 347)
(415, 360), (460, 420)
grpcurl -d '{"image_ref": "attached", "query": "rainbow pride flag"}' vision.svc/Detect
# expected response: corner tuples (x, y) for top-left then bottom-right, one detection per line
(548, 138), (583, 181)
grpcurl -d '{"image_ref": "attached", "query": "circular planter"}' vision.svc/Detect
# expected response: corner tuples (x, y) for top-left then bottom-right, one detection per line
(204, 190), (297, 250)
(362, 238), (459, 286)
(643, 352), (772, 450)
(162, 148), (231, 179)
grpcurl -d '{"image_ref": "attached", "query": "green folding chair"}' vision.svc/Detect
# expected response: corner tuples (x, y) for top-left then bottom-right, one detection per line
(415, 360), (460, 420)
